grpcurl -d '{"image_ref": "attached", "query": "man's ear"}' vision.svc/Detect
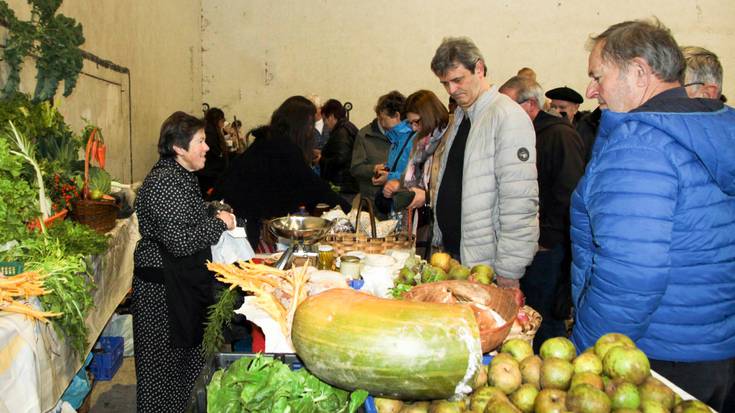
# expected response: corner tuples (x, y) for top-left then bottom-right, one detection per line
(475, 60), (486, 77)
(630, 57), (652, 87)
(701, 84), (720, 99)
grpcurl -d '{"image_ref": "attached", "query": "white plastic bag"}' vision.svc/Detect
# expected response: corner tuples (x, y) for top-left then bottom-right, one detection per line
(211, 227), (255, 264)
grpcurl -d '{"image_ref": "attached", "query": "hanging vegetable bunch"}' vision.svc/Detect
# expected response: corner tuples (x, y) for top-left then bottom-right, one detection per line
(80, 124), (111, 201)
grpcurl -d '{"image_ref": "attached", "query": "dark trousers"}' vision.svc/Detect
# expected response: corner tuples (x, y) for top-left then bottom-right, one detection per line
(649, 358), (735, 412)
(521, 244), (567, 353)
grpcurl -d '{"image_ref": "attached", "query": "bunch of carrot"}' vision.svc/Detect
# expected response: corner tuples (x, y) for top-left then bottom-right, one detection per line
(82, 126), (107, 200)
(0, 271), (62, 322)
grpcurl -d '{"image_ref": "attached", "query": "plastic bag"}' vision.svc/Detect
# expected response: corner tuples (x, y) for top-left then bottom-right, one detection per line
(60, 353), (93, 409)
(211, 227), (255, 264)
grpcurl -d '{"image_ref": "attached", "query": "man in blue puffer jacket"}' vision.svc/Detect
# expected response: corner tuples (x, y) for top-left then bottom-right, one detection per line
(571, 19), (735, 411)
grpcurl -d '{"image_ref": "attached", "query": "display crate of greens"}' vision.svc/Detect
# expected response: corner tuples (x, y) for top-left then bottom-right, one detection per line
(188, 352), (367, 413)
(0, 261), (24, 276)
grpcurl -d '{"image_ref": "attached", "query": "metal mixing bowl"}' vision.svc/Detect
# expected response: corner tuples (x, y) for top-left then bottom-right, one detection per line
(268, 216), (334, 245)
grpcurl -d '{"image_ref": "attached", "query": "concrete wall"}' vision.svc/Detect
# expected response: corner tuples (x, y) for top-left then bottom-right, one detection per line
(1, 0), (203, 182)
(202, 0), (735, 130)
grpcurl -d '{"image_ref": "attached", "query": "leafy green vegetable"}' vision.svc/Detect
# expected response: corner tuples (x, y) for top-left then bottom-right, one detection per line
(45, 220), (109, 256)
(202, 287), (238, 357)
(206, 354), (368, 413)
(3, 235), (95, 359)
(0, 131), (37, 244)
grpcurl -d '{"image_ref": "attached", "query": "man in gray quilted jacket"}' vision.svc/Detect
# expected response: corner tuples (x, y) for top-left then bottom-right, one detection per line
(430, 37), (539, 288)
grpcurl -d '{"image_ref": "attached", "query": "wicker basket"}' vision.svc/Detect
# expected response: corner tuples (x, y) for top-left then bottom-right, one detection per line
(71, 199), (119, 233)
(324, 197), (415, 255)
(504, 305), (542, 347)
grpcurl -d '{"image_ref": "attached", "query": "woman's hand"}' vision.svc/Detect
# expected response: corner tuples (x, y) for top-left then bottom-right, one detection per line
(217, 211), (236, 230)
(408, 188), (426, 209)
(382, 180), (401, 198)
(372, 169), (388, 186)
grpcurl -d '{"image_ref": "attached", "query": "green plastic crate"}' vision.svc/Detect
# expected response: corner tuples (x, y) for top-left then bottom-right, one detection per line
(0, 262), (23, 276)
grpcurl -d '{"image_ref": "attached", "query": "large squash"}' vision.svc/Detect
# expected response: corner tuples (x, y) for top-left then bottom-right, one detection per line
(291, 288), (484, 400)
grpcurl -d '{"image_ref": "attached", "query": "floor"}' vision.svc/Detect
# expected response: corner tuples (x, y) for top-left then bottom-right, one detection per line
(88, 357), (136, 412)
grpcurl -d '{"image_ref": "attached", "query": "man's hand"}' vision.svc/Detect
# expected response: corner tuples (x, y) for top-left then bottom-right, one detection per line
(312, 149), (322, 165)
(408, 188), (426, 209)
(382, 180), (401, 198)
(495, 275), (520, 289)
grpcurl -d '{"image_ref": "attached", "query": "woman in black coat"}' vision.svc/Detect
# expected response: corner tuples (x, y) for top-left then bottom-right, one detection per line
(215, 96), (350, 248)
(132, 112), (235, 412)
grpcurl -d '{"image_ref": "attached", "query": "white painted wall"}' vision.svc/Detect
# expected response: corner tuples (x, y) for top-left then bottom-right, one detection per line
(202, 0), (735, 131)
(1, 0), (203, 182)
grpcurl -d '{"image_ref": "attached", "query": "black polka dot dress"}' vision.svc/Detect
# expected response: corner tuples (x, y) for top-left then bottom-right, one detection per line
(132, 157), (227, 413)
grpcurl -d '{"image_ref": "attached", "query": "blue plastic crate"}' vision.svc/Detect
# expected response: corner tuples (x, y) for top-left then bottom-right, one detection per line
(363, 354), (494, 413)
(89, 336), (124, 381)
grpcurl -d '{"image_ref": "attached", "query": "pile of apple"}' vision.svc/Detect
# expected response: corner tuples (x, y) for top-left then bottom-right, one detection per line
(373, 333), (712, 413)
(477, 334), (710, 413)
(397, 252), (495, 287)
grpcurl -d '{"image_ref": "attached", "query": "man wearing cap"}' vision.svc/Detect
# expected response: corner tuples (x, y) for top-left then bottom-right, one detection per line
(546, 86), (584, 125)
(430, 37), (539, 288)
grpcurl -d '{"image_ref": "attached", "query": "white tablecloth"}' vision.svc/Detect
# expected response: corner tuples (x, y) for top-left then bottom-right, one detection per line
(0, 215), (139, 413)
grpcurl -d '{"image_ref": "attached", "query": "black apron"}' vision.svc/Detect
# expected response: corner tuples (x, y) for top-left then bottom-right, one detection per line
(161, 247), (214, 348)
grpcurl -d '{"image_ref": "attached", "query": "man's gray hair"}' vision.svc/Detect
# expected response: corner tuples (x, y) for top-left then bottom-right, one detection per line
(431, 37), (485, 77)
(499, 76), (545, 107)
(588, 18), (685, 84)
(681, 46), (723, 96)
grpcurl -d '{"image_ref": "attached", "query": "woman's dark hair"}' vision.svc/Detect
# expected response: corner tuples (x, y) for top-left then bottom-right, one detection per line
(247, 124), (269, 145)
(404, 90), (449, 138)
(158, 111), (205, 158)
(204, 107), (225, 127)
(375, 90), (406, 119)
(321, 99), (346, 120)
(269, 96), (316, 164)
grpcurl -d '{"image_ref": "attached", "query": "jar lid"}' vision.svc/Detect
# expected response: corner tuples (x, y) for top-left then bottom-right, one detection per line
(318, 244), (334, 252)
(341, 255), (360, 263)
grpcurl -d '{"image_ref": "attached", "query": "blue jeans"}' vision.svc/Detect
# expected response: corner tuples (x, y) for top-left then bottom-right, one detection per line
(520, 244), (567, 353)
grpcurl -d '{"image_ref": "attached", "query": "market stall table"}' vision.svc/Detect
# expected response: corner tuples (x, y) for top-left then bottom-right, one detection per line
(0, 214), (140, 413)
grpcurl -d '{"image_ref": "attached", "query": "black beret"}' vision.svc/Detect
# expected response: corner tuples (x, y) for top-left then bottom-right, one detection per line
(545, 86), (583, 104)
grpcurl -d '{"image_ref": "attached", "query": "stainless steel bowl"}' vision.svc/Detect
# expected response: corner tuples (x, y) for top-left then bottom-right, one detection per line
(268, 216), (333, 245)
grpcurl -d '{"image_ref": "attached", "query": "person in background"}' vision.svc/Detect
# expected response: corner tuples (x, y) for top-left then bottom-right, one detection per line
(571, 19), (735, 411)
(575, 106), (602, 164)
(350, 91), (405, 215)
(681, 46), (723, 100)
(215, 96), (350, 248)
(517, 67), (537, 81)
(500, 76), (585, 351)
(381, 90), (451, 257)
(196, 107), (228, 198)
(308, 94), (328, 175)
(132, 111), (235, 413)
(319, 98), (359, 203)
(430, 37), (538, 287)
(545, 86), (584, 125)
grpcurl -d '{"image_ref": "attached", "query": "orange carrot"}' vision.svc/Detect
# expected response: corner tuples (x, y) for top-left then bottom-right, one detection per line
(97, 142), (106, 168)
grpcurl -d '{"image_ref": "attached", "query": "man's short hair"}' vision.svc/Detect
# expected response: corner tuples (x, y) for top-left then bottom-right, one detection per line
(499, 76), (545, 107)
(681, 46), (723, 96)
(375, 91), (406, 119)
(588, 18), (685, 84)
(431, 37), (486, 77)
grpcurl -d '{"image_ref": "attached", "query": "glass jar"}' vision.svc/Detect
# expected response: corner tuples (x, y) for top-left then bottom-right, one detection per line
(317, 245), (335, 270)
(340, 255), (361, 279)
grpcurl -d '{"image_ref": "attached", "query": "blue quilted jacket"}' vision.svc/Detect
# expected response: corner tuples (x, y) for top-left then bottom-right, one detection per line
(570, 101), (735, 362)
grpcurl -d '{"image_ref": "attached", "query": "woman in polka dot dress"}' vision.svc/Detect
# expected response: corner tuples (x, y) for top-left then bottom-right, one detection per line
(132, 111), (235, 412)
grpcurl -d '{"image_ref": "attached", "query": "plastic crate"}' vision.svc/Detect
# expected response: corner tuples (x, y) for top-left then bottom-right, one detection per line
(89, 336), (124, 381)
(0, 261), (23, 276)
(362, 354), (494, 413)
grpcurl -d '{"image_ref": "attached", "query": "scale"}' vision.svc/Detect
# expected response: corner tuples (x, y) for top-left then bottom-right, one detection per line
(268, 215), (333, 270)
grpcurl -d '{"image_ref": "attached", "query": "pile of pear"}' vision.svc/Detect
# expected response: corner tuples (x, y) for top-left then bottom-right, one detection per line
(374, 333), (712, 413)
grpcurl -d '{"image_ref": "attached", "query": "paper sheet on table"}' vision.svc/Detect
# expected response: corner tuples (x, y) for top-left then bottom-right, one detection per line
(234, 297), (294, 353)
(211, 227), (255, 264)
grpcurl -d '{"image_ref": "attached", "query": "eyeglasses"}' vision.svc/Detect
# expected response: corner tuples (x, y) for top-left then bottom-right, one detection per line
(684, 82), (705, 88)
(408, 118), (422, 128)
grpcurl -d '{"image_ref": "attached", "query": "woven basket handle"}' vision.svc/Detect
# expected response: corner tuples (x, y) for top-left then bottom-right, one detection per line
(406, 207), (414, 236)
(355, 197), (377, 238)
